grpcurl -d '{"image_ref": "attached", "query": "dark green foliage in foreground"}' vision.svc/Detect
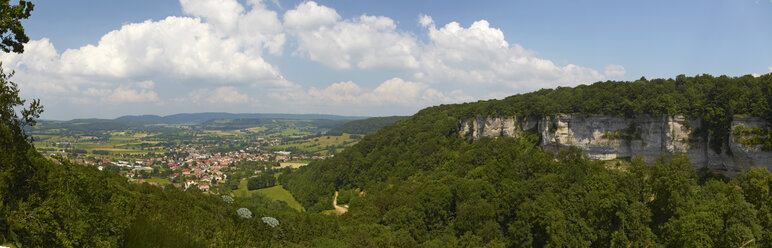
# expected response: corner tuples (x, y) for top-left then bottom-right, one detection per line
(0, 0), (33, 53)
(326, 116), (408, 136)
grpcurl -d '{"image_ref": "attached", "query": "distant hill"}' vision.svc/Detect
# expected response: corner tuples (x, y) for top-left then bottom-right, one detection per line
(116, 112), (367, 124)
(198, 118), (350, 131)
(325, 116), (408, 136)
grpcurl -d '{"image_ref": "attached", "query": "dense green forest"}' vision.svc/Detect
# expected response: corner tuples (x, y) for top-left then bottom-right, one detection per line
(326, 116), (408, 136)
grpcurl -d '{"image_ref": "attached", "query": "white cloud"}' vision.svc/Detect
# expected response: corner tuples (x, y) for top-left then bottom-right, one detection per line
(307, 81), (364, 105)
(284, 2), (419, 70)
(180, 0), (285, 55)
(604, 64), (626, 78)
(189, 86), (250, 104)
(283, 1), (339, 29)
(418, 14), (434, 28)
(299, 78), (472, 106)
(180, 0), (244, 32)
(417, 18), (606, 90)
(0, 0), (292, 113)
(367, 78), (424, 104)
(106, 85), (160, 103)
(282, 3), (615, 91)
(56, 16), (287, 84)
(768, 66), (772, 73)
(83, 87), (111, 96)
(133, 80), (155, 89)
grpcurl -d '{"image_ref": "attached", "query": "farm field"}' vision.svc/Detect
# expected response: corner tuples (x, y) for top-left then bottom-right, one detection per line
(142, 177), (172, 186)
(29, 117), (364, 158)
(33, 131), (171, 157)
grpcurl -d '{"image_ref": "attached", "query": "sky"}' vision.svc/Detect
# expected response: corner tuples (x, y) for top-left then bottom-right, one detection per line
(2, 0), (772, 120)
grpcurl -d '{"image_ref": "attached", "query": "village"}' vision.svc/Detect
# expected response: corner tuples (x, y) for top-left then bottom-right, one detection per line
(55, 141), (329, 192)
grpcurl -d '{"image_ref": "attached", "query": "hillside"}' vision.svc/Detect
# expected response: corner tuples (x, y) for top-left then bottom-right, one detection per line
(282, 73), (772, 247)
(325, 116), (408, 136)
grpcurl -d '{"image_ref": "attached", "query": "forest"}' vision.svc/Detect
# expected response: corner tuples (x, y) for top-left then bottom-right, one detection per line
(326, 116), (408, 136)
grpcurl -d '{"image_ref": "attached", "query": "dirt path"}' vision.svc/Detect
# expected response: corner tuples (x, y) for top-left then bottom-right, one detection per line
(333, 191), (348, 214)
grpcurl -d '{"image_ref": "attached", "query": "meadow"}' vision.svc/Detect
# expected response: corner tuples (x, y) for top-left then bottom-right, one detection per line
(234, 179), (304, 212)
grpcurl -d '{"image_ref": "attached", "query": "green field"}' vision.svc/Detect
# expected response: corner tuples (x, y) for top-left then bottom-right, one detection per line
(142, 177), (172, 186)
(321, 210), (338, 216)
(234, 180), (304, 211)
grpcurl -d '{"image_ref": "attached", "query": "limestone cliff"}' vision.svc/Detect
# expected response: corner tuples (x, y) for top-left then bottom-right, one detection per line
(459, 115), (772, 172)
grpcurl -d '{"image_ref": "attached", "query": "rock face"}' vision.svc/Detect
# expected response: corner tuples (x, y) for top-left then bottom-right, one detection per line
(459, 115), (772, 172)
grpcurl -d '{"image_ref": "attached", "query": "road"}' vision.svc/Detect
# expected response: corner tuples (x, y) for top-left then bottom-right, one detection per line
(333, 191), (348, 214)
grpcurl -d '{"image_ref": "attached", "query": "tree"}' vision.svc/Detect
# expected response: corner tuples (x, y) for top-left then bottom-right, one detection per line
(0, 1), (37, 244)
(247, 173), (276, 190)
(0, 1), (33, 53)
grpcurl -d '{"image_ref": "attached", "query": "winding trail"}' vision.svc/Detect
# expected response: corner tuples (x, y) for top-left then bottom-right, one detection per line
(333, 191), (348, 214)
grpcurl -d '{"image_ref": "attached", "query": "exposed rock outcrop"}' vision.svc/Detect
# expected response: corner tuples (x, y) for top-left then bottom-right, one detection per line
(459, 115), (772, 172)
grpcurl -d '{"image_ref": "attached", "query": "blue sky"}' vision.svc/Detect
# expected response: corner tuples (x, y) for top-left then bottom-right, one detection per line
(5, 0), (772, 120)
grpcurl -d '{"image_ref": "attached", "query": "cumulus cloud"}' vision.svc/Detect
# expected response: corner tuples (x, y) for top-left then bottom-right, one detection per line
(0, 0), (290, 109)
(299, 78), (472, 106)
(180, 0), (285, 55)
(83, 87), (111, 96)
(306, 81), (364, 105)
(57, 16), (286, 84)
(418, 14), (434, 28)
(284, 1), (420, 70)
(189, 86), (250, 104)
(283, 1), (339, 29)
(768, 66), (772, 73)
(604, 64), (627, 78)
(417, 18), (606, 90)
(106, 85), (160, 103)
(282, 2), (617, 91)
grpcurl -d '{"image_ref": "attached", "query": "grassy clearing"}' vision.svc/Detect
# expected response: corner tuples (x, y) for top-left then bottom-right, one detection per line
(233, 180), (251, 198)
(321, 210), (339, 216)
(278, 162), (308, 169)
(233, 180), (304, 211)
(255, 186), (304, 211)
(203, 130), (244, 137)
(245, 126), (267, 133)
(143, 177), (171, 186)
